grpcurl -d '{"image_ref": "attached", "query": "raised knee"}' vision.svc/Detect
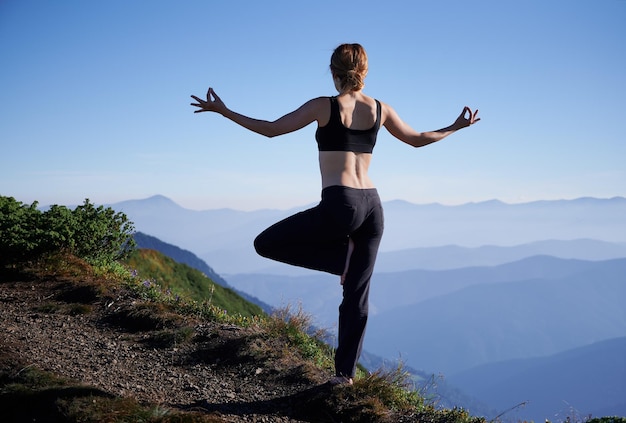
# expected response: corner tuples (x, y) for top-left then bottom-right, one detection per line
(253, 234), (270, 258)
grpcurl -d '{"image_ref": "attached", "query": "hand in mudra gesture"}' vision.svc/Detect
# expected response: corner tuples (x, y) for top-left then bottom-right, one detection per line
(190, 87), (226, 114)
(453, 106), (480, 129)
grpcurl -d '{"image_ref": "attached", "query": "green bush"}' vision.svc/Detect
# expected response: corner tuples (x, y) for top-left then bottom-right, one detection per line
(40, 204), (77, 253)
(0, 196), (135, 266)
(0, 197), (45, 262)
(70, 199), (135, 264)
(588, 418), (626, 423)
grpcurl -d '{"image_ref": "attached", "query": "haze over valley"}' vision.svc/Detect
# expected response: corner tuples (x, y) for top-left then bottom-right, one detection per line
(116, 195), (625, 421)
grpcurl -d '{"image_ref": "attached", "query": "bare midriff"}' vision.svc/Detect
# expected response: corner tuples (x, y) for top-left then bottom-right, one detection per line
(318, 151), (374, 189)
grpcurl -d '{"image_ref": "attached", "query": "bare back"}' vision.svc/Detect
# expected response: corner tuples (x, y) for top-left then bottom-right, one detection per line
(317, 92), (378, 189)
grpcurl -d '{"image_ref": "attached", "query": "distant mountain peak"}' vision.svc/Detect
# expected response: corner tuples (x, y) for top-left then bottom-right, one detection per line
(465, 199), (507, 207)
(112, 195), (184, 212)
(143, 194), (178, 205)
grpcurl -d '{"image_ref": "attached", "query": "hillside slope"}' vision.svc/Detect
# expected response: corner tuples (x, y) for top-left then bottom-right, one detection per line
(133, 232), (273, 313)
(133, 231), (232, 288)
(124, 248), (264, 318)
(0, 255), (485, 423)
(0, 257), (315, 422)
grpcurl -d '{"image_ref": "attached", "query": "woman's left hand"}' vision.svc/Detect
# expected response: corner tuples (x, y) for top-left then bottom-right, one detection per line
(453, 106), (480, 129)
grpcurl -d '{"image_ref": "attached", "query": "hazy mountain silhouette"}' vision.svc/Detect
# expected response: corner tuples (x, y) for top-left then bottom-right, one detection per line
(110, 195), (626, 418)
(126, 227), (625, 421)
(364, 258), (626, 375)
(374, 239), (626, 272)
(111, 195), (626, 274)
(448, 337), (626, 422)
(225, 256), (626, 329)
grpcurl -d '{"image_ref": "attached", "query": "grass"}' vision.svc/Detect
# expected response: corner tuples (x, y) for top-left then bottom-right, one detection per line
(124, 249), (264, 318)
(327, 368), (426, 420)
(266, 303), (336, 370)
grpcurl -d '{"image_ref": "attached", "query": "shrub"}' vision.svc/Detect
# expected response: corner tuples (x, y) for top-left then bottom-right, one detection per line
(0, 196), (135, 267)
(0, 197), (45, 263)
(69, 199), (135, 264)
(588, 418), (626, 423)
(39, 204), (77, 253)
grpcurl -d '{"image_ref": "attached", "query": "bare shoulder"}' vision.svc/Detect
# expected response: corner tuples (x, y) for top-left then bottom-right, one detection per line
(308, 96), (331, 107)
(303, 96), (332, 125)
(374, 99), (397, 125)
(296, 96), (330, 114)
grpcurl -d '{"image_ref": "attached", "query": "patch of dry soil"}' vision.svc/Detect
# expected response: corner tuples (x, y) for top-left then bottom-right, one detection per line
(0, 274), (335, 422)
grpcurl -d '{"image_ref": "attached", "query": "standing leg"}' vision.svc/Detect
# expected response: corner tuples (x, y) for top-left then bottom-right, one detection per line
(340, 237), (355, 286)
(334, 198), (384, 378)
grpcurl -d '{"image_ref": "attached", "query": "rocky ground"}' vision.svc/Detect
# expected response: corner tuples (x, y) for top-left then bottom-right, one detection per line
(0, 267), (342, 422)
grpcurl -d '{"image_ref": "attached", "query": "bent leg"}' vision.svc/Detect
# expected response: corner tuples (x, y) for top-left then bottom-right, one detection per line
(254, 205), (349, 275)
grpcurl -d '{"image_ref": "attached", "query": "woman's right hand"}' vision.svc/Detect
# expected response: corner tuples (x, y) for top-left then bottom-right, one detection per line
(190, 87), (226, 114)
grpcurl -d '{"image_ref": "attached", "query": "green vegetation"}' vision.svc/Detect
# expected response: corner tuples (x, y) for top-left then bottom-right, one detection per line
(588, 418), (626, 423)
(124, 248), (263, 318)
(0, 196), (135, 266)
(266, 304), (335, 369)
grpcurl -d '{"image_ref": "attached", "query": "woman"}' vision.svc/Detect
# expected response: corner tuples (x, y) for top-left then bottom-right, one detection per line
(191, 43), (480, 385)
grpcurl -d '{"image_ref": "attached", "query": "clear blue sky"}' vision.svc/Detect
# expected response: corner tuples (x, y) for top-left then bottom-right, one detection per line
(1, 0), (625, 210)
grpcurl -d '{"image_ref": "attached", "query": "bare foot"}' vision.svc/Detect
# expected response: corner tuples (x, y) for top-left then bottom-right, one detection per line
(340, 237), (355, 285)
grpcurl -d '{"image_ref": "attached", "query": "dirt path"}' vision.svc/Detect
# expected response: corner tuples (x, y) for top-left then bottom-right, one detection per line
(0, 275), (331, 422)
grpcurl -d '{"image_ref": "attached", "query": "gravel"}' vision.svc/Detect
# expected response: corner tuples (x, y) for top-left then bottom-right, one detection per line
(0, 275), (332, 422)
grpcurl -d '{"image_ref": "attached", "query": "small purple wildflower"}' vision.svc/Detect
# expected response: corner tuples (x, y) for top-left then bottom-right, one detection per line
(142, 280), (151, 288)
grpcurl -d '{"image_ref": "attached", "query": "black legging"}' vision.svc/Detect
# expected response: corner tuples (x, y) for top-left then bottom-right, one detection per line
(254, 185), (384, 378)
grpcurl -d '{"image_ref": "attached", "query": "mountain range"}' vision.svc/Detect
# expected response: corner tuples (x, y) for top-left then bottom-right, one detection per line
(111, 195), (626, 274)
(364, 257), (626, 375)
(109, 194), (625, 421)
(449, 337), (626, 421)
(224, 255), (626, 326)
(130, 235), (626, 422)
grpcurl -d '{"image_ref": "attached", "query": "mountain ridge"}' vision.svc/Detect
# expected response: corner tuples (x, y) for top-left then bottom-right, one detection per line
(117, 194), (626, 211)
(448, 337), (626, 421)
(364, 261), (626, 375)
(225, 256), (626, 330)
(107, 194), (626, 274)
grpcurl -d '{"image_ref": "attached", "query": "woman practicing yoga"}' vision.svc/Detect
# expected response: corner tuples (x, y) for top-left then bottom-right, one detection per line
(191, 43), (480, 385)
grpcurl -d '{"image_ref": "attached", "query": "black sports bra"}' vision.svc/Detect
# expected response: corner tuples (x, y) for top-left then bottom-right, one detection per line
(315, 97), (381, 153)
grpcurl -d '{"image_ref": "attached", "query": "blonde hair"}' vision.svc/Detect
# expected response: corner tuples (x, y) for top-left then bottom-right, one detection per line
(330, 43), (368, 92)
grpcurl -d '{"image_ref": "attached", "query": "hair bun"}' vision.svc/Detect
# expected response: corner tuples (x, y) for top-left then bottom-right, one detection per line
(330, 43), (368, 92)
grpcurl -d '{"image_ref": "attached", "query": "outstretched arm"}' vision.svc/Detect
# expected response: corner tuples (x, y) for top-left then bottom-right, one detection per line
(383, 104), (480, 148)
(191, 87), (324, 138)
